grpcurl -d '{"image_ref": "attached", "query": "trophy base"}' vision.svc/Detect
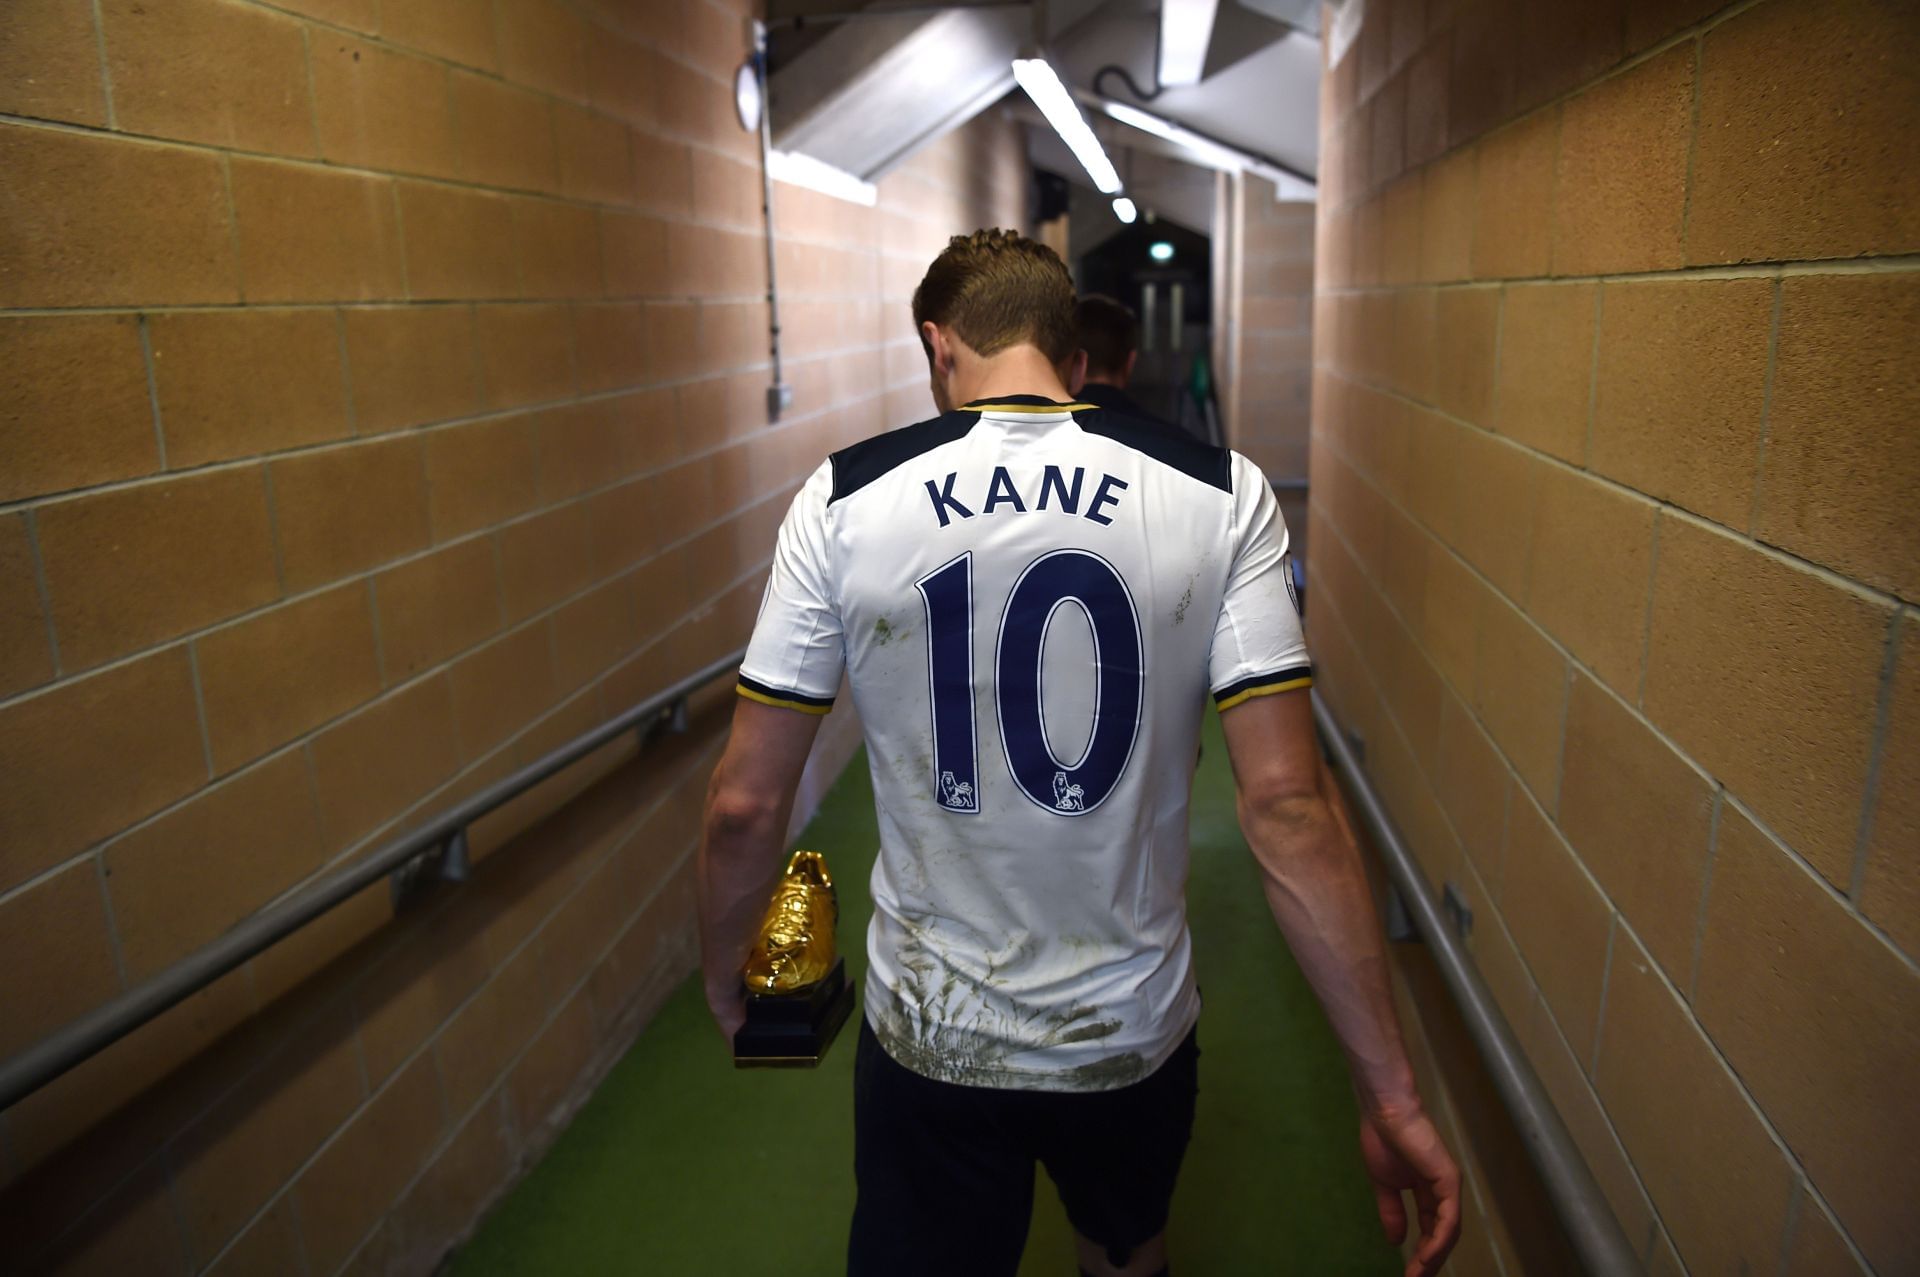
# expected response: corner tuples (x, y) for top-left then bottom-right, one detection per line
(733, 957), (856, 1068)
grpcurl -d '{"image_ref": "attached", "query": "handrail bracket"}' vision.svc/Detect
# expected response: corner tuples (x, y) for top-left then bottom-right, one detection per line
(390, 826), (471, 909)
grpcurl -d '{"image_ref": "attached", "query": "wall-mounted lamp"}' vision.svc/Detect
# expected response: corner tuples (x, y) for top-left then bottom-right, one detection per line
(734, 57), (765, 131)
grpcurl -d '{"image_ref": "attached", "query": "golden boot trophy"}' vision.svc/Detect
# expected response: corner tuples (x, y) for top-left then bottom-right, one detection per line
(733, 850), (855, 1067)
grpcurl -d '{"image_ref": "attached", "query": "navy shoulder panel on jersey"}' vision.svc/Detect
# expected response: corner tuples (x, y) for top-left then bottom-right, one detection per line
(1074, 407), (1233, 493)
(828, 411), (978, 504)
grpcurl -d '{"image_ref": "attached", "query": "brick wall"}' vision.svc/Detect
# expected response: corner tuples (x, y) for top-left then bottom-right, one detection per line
(1308, 0), (1918, 1273)
(1221, 172), (1316, 543)
(0, 1), (1027, 1271)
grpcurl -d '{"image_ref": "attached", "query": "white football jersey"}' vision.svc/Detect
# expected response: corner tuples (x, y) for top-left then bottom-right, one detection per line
(739, 396), (1311, 1091)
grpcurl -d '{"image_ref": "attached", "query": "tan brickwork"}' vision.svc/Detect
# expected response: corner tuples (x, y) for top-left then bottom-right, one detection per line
(1860, 615), (1920, 957)
(0, 2), (1028, 1268)
(149, 309), (355, 466)
(1, 314), (160, 503)
(103, 750), (328, 981)
(1222, 178), (1316, 494)
(1310, 0), (1920, 1271)
(0, 0), (107, 128)
(0, 516), (55, 699)
(1491, 281), (1594, 465)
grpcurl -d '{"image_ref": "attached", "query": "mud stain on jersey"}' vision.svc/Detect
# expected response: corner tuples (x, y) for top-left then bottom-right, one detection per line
(876, 914), (1133, 1089)
(1060, 1050), (1150, 1089)
(871, 615), (907, 645)
(1172, 578), (1194, 626)
(1044, 1003), (1123, 1045)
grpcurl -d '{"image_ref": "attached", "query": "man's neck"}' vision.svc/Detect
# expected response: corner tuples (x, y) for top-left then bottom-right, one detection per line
(950, 346), (1073, 407)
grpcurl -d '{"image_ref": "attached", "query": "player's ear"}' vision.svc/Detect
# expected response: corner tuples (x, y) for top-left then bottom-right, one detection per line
(1065, 349), (1088, 395)
(921, 321), (954, 377)
(1124, 349), (1138, 382)
(923, 322), (955, 413)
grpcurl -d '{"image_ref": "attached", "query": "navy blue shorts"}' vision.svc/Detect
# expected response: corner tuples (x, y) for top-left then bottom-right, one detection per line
(847, 1016), (1199, 1276)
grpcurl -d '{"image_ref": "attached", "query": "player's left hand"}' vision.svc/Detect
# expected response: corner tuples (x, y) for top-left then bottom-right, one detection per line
(1359, 1104), (1461, 1277)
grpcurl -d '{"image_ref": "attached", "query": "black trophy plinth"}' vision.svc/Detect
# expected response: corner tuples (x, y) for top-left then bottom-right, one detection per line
(733, 957), (855, 1068)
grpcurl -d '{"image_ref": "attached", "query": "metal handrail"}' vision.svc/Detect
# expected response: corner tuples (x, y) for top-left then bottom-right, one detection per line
(1311, 690), (1644, 1276)
(0, 649), (747, 1111)
(4, 632), (1644, 1276)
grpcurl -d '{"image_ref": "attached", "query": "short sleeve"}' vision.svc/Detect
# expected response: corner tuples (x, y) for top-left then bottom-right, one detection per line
(1208, 452), (1312, 711)
(738, 462), (844, 714)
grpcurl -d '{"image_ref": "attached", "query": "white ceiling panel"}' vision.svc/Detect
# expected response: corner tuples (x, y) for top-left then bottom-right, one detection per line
(771, 7), (1027, 181)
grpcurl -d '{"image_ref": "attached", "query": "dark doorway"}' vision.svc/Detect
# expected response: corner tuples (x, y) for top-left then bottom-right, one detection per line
(1075, 219), (1214, 435)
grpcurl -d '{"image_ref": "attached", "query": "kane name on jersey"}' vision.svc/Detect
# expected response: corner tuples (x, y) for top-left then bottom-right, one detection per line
(923, 466), (1131, 527)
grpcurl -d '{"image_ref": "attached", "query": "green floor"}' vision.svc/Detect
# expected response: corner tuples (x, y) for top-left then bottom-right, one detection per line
(453, 712), (1398, 1275)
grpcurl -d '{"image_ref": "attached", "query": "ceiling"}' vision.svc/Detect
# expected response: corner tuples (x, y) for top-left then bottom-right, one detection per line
(764, 0), (1323, 205)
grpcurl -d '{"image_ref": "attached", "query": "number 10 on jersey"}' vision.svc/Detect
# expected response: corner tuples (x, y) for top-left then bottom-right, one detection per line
(914, 550), (1144, 818)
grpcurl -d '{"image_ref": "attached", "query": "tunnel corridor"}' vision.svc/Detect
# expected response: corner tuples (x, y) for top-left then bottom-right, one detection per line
(0, 0), (1914, 1274)
(451, 716), (1400, 1276)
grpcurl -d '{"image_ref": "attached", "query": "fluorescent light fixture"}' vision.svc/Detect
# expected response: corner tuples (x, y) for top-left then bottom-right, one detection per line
(1097, 99), (1319, 201)
(1158, 0), (1220, 87)
(1101, 100), (1251, 173)
(1149, 240), (1175, 263)
(766, 148), (878, 206)
(1013, 57), (1123, 194)
(1112, 196), (1138, 224)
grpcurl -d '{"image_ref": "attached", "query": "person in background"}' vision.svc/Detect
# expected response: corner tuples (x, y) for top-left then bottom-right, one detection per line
(1069, 294), (1191, 440)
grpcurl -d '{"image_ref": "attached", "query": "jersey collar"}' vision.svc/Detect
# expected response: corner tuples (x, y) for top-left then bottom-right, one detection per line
(960, 395), (1096, 415)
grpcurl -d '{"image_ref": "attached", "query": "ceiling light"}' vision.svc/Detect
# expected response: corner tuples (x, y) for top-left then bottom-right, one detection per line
(1149, 241), (1175, 262)
(1158, 0), (1220, 87)
(1013, 57), (1123, 194)
(1100, 100), (1249, 173)
(1096, 98), (1319, 201)
(767, 149), (878, 207)
(1112, 196), (1138, 224)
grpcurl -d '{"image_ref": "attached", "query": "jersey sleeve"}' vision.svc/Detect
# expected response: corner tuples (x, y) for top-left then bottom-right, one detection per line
(1208, 452), (1312, 711)
(738, 462), (844, 715)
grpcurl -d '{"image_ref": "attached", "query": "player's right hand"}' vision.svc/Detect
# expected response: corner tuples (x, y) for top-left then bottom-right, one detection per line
(1358, 1104), (1462, 1277)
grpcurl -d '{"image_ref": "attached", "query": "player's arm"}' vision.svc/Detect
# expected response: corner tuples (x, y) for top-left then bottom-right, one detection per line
(1218, 688), (1460, 1277)
(697, 697), (825, 1040)
(699, 463), (844, 1041)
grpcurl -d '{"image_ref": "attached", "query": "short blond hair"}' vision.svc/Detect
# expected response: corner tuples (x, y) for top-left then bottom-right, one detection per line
(911, 228), (1078, 365)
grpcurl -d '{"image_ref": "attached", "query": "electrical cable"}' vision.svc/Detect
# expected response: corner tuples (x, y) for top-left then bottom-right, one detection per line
(1093, 62), (1163, 102)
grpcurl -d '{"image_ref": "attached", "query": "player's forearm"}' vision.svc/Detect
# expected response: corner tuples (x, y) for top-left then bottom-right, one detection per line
(1239, 792), (1421, 1115)
(695, 788), (788, 1000)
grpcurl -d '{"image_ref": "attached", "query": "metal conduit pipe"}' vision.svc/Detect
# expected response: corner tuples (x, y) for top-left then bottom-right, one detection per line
(752, 20), (794, 423)
(1311, 689), (1645, 1276)
(0, 650), (748, 1112)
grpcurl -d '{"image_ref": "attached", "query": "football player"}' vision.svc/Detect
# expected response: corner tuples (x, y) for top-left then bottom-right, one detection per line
(699, 229), (1458, 1277)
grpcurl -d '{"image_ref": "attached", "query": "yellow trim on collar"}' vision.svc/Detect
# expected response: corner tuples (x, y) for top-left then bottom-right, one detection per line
(736, 684), (832, 715)
(962, 403), (1097, 414)
(1215, 675), (1313, 712)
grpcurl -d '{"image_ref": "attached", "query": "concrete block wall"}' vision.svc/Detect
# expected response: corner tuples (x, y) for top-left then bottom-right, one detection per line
(0, 1), (1027, 1271)
(1309, 0), (1918, 1273)
(1220, 172), (1317, 544)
